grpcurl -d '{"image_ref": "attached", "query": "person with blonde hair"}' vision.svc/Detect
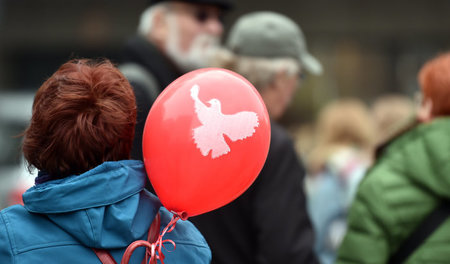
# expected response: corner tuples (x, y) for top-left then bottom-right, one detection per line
(337, 52), (450, 263)
(371, 94), (415, 145)
(305, 98), (376, 264)
(307, 99), (375, 174)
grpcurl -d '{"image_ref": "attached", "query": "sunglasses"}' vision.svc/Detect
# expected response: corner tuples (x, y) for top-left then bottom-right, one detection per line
(168, 4), (224, 25)
(192, 9), (225, 24)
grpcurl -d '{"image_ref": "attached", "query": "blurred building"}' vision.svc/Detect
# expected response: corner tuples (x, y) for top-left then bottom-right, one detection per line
(1, 0), (450, 119)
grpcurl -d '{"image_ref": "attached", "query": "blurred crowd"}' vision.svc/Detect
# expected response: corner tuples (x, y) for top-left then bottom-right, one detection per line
(296, 94), (415, 264)
(1, 0), (450, 263)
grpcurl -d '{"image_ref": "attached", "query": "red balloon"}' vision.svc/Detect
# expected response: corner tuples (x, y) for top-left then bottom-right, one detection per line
(142, 68), (270, 218)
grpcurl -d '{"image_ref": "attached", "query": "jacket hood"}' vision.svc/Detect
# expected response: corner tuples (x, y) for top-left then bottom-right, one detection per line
(375, 118), (450, 198)
(22, 160), (161, 248)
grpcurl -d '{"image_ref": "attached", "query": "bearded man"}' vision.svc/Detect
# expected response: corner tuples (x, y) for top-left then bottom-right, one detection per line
(120, 0), (231, 161)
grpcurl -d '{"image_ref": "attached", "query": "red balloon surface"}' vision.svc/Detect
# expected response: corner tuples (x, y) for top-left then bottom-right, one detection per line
(142, 68), (271, 217)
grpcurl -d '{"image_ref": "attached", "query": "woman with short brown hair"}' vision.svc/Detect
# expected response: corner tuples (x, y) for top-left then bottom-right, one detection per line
(0, 59), (211, 263)
(23, 59), (137, 178)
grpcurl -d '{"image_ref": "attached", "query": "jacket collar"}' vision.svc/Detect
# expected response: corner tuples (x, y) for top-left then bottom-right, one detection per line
(23, 160), (147, 213)
(371, 118), (450, 197)
(22, 160), (162, 248)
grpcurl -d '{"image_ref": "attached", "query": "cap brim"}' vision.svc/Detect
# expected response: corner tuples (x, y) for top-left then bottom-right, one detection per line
(300, 53), (323, 75)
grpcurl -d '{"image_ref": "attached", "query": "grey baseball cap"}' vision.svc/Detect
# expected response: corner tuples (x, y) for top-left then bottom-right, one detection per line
(226, 11), (323, 75)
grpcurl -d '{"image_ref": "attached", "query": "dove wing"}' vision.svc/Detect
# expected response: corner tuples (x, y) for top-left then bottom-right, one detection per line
(191, 85), (210, 125)
(221, 111), (259, 142)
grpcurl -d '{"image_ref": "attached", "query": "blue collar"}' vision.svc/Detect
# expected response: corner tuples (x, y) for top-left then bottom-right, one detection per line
(24, 160), (147, 213)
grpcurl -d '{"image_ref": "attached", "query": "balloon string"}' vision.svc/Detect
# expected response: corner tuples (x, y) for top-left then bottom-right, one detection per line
(121, 212), (184, 264)
(151, 213), (180, 263)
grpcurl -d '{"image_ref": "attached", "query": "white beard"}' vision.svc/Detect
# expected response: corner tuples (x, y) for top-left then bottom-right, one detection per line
(165, 16), (220, 73)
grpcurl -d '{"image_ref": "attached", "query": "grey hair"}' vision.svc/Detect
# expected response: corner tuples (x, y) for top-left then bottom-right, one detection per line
(212, 49), (300, 91)
(137, 3), (168, 37)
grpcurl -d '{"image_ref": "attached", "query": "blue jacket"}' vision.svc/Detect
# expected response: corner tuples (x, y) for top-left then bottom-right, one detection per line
(0, 160), (211, 263)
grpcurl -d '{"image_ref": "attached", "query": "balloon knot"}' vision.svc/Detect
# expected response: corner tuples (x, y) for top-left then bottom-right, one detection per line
(172, 211), (189, 221)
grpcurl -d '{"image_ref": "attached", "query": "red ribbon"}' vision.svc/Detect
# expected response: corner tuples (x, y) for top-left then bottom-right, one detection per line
(121, 212), (186, 264)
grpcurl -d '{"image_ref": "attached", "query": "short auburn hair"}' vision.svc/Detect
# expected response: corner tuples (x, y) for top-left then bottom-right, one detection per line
(418, 52), (450, 117)
(23, 59), (137, 178)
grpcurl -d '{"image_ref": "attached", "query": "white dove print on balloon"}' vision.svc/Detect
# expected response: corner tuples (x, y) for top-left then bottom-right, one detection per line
(190, 84), (259, 159)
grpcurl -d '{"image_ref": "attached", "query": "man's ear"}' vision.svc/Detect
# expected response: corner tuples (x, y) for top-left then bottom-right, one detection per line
(417, 98), (433, 122)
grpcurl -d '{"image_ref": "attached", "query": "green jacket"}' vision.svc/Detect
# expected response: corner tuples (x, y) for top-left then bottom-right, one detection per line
(337, 118), (450, 264)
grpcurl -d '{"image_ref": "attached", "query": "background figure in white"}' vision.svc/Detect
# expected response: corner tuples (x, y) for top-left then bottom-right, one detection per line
(304, 99), (376, 264)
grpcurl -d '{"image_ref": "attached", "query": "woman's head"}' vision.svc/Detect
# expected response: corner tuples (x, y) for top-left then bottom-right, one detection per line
(418, 52), (450, 118)
(371, 94), (415, 144)
(23, 59), (137, 178)
(316, 99), (375, 149)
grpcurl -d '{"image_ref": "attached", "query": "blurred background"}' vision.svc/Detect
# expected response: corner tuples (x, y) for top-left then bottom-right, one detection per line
(1, 0), (450, 207)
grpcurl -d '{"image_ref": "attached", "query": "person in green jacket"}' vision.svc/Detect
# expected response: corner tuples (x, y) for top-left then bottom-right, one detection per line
(337, 52), (450, 264)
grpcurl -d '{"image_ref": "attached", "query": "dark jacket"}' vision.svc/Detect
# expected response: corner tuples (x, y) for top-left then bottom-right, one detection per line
(190, 122), (318, 264)
(120, 36), (183, 161)
(0, 160), (211, 263)
(337, 118), (450, 263)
